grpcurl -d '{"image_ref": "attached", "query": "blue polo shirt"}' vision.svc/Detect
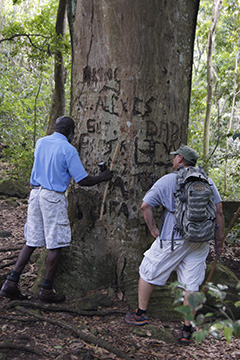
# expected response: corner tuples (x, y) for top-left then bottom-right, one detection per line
(30, 132), (88, 192)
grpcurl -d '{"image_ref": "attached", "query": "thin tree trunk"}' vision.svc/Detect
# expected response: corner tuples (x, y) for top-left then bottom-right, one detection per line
(224, 51), (239, 192)
(33, 80), (42, 147)
(47, 0), (67, 135)
(210, 68), (228, 158)
(203, 0), (222, 157)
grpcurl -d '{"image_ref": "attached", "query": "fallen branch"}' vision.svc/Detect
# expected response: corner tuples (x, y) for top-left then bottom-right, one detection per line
(0, 247), (23, 253)
(2, 299), (126, 317)
(0, 342), (43, 357)
(17, 307), (131, 360)
(0, 260), (16, 269)
(0, 315), (36, 322)
(1, 254), (18, 262)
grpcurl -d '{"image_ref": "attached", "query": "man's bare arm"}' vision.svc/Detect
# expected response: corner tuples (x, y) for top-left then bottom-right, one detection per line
(78, 169), (113, 187)
(141, 201), (159, 238)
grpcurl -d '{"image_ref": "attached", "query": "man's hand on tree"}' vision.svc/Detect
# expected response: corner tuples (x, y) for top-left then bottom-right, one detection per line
(100, 169), (113, 182)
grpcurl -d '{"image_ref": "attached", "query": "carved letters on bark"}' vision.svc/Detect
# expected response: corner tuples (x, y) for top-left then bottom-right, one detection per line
(77, 66), (179, 165)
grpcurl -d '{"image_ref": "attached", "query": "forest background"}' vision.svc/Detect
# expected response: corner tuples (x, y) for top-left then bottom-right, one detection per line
(0, 0), (239, 356)
(0, 0), (239, 199)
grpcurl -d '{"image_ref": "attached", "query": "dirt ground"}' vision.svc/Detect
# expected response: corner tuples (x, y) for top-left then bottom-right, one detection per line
(0, 198), (240, 360)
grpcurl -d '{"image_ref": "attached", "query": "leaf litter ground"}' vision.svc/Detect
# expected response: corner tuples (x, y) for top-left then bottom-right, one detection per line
(0, 198), (239, 360)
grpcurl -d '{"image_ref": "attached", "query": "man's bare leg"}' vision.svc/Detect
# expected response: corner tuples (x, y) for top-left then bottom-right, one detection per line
(14, 245), (36, 274)
(183, 290), (196, 326)
(38, 248), (65, 303)
(45, 248), (61, 280)
(125, 277), (153, 325)
(138, 277), (154, 310)
(0, 245), (36, 300)
(180, 290), (196, 343)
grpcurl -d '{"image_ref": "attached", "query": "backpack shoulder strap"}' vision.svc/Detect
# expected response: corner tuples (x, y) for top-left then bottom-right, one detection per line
(158, 207), (165, 248)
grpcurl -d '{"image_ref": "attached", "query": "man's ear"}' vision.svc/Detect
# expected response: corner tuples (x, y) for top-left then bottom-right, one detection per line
(178, 155), (183, 164)
(65, 126), (71, 135)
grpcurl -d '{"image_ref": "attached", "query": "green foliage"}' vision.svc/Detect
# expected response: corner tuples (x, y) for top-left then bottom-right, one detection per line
(172, 282), (240, 344)
(0, 0), (71, 183)
(189, 0), (240, 201)
(0, 36), (52, 181)
(1, 0), (71, 68)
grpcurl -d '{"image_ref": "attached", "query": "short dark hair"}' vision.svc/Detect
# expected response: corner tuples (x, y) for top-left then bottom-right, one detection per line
(55, 116), (75, 132)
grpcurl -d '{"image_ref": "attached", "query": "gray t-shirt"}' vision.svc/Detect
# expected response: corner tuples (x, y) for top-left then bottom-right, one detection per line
(143, 172), (222, 240)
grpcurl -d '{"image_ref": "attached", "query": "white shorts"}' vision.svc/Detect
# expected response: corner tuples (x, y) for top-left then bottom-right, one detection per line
(24, 187), (71, 249)
(139, 237), (209, 291)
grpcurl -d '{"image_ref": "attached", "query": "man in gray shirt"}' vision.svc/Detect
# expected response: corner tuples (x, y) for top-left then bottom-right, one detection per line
(125, 145), (224, 344)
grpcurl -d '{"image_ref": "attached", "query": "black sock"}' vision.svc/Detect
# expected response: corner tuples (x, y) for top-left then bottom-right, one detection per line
(183, 324), (192, 333)
(42, 279), (53, 289)
(7, 271), (20, 283)
(136, 308), (147, 316)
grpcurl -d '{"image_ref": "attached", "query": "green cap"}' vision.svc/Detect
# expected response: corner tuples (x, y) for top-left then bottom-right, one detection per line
(170, 145), (199, 165)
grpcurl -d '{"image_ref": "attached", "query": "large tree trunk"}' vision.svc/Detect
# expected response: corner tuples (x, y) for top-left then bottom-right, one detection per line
(55, 0), (199, 318)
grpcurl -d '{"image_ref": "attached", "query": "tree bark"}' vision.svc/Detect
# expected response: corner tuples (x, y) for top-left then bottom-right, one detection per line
(55, 0), (200, 317)
(47, 0), (67, 135)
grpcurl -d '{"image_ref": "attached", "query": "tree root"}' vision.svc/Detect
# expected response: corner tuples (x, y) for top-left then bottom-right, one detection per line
(0, 342), (43, 356)
(0, 247), (23, 252)
(2, 299), (127, 317)
(0, 260), (16, 269)
(17, 307), (132, 360)
(0, 314), (36, 322)
(1, 254), (18, 262)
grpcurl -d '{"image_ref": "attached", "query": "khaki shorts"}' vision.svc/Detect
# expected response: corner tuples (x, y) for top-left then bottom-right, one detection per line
(139, 237), (209, 291)
(24, 188), (71, 249)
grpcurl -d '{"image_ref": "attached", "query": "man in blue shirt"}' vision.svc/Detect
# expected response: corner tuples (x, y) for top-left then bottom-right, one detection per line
(0, 116), (113, 303)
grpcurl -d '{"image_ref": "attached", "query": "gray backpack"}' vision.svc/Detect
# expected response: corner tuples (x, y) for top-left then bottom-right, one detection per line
(171, 166), (216, 248)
